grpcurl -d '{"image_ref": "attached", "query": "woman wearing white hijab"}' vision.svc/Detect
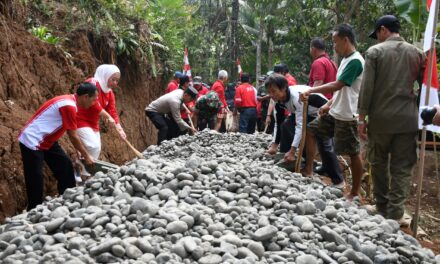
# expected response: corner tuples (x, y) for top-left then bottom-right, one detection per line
(76, 64), (126, 178)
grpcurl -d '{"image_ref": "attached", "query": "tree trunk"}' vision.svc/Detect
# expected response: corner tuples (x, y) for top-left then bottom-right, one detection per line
(256, 18), (263, 83)
(267, 22), (274, 71)
(230, 0), (239, 80)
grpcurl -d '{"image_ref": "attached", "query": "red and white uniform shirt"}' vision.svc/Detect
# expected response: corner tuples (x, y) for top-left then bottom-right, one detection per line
(166, 80), (179, 94)
(76, 78), (119, 132)
(19, 95), (77, 151)
(234, 83), (257, 108)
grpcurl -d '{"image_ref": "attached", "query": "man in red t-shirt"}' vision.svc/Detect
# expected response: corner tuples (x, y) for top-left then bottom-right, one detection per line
(166, 71), (183, 93)
(308, 38), (337, 99)
(211, 70), (229, 131)
(18, 83), (97, 210)
(234, 73), (258, 134)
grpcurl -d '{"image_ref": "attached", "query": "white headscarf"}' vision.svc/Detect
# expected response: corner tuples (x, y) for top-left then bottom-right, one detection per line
(94, 64), (120, 94)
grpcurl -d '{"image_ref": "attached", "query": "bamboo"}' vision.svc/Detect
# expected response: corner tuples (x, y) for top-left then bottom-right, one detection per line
(412, 0), (440, 236)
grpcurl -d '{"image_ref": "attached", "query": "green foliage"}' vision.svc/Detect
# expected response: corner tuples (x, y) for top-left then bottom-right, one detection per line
(30, 26), (60, 45)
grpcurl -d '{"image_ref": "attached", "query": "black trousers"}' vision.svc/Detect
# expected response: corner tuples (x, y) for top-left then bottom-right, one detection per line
(19, 142), (75, 210)
(146, 111), (184, 145)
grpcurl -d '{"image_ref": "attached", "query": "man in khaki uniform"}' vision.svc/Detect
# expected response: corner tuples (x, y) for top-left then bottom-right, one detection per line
(358, 15), (425, 225)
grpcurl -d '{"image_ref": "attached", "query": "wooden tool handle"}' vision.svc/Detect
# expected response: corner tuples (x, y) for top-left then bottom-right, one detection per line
(123, 138), (143, 159)
(182, 103), (196, 130)
(295, 100), (308, 173)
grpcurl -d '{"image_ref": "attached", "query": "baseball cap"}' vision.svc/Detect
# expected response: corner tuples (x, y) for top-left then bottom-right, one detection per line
(193, 76), (202, 85)
(369, 15), (400, 39)
(174, 71), (183, 78)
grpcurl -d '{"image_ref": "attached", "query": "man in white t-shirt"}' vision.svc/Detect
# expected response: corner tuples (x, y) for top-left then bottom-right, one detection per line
(18, 83), (97, 210)
(301, 24), (365, 200)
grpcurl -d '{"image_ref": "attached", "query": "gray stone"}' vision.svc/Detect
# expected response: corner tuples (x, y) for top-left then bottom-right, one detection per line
(253, 225), (278, 241)
(50, 206), (69, 219)
(126, 244), (143, 259)
(130, 198), (159, 216)
(111, 245), (126, 257)
(296, 254), (318, 264)
(247, 241), (264, 258)
(320, 226), (346, 245)
(166, 221), (188, 234)
(198, 254), (222, 264)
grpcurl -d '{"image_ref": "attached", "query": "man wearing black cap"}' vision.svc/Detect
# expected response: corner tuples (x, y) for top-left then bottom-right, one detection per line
(145, 87), (198, 145)
(358, 15), (426, 225)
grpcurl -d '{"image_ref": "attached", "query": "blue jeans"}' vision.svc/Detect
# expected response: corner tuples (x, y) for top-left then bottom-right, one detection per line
(239, 108), (257, 134)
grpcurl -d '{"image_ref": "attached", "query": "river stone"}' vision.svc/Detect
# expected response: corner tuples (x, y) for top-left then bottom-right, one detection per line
(166, 221), (188, 234)
(253, 225), (277, 241)
(198, 254), (222, 264)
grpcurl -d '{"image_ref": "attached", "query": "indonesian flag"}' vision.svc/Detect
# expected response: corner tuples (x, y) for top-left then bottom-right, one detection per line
(419, 0), (439, 132)
(183, 47), (192, 79)
(236, 58), (243, 77)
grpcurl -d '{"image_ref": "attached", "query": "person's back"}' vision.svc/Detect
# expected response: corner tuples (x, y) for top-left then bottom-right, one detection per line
(362, 38), (424, 133)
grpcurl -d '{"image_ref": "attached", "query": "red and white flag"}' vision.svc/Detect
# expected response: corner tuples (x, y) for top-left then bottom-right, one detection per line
(183, 47), (192, 80)
(419, 0), (439, 132)
(236, 58), (243, 77)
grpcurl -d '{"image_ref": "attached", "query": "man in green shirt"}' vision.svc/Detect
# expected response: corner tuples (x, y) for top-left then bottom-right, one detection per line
(301, 24), (364, 200)
(358, 15), (425, 225)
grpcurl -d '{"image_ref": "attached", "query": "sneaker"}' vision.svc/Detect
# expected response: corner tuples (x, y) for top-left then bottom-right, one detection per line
(332, 181), (346, 189)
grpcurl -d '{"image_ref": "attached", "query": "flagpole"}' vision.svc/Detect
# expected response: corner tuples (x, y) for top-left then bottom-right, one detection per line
(412, 0), (440, 236)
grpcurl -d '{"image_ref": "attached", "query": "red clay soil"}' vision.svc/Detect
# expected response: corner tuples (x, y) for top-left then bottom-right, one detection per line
(0, 9), (164, 221)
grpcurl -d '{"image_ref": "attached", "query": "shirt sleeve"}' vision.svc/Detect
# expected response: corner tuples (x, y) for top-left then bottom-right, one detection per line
(105, 91), (120, 124)
(171, 101), (191, 131)
(337, 59), (363, 87)
(358, 50), (376, 115)
(59, 105), (77, 130)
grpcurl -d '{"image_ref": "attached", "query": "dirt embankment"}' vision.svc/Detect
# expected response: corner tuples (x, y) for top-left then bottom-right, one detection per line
(0, 2), (164, 221)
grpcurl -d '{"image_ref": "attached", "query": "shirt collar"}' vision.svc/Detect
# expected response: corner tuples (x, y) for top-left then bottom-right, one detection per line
(385, 35), (404, 42)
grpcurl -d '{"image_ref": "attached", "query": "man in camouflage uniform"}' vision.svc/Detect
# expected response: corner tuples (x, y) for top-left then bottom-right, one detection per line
(193, 91), (223, 130)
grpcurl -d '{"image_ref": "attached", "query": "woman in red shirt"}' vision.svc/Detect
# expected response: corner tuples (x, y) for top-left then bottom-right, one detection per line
(76, 64), (126, 177)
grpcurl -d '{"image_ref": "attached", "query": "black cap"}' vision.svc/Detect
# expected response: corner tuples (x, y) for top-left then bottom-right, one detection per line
(369, 15), (400, 39)
(186, 86), (199, 98)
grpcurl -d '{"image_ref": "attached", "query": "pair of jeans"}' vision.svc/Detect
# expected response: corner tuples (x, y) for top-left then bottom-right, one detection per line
(20, 142), (75, 210)
(239, 108), (257, 134)
(145, 111), (184, 145)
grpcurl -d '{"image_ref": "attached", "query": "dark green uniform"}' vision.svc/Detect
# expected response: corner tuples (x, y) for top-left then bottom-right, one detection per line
(358, 36), (425, 219)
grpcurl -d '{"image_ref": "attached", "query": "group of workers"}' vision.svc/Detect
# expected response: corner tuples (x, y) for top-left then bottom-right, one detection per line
(19, 15), (427, 228)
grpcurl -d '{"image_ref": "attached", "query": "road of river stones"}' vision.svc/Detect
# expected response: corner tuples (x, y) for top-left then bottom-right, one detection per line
(0, 130), (438, 264)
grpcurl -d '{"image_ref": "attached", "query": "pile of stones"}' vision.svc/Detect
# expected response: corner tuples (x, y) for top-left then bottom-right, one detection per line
(0, 131), (438, 263)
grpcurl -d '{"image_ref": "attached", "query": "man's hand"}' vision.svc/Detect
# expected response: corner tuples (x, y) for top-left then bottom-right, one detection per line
(299, 89), (311, 102)
(83, 153), (95, 166)
(266, 143), (278, 155)
(265, 115), (272, 127)
(115, 123), (126, 139)
(284, 147), (296, 163)
(318, 104), (331, 116)
(189, 127), (198, 135)
(358, 122), (367, 141)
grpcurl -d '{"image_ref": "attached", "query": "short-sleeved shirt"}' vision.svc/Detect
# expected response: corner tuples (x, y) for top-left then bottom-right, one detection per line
(329, 51), (365, 121)
(308, 54), (337, 99)
(234, 83), (257, 108)
(19, 95), (77, 150)
(166, 80), (179, 93)
(76, 78), (120, 131)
